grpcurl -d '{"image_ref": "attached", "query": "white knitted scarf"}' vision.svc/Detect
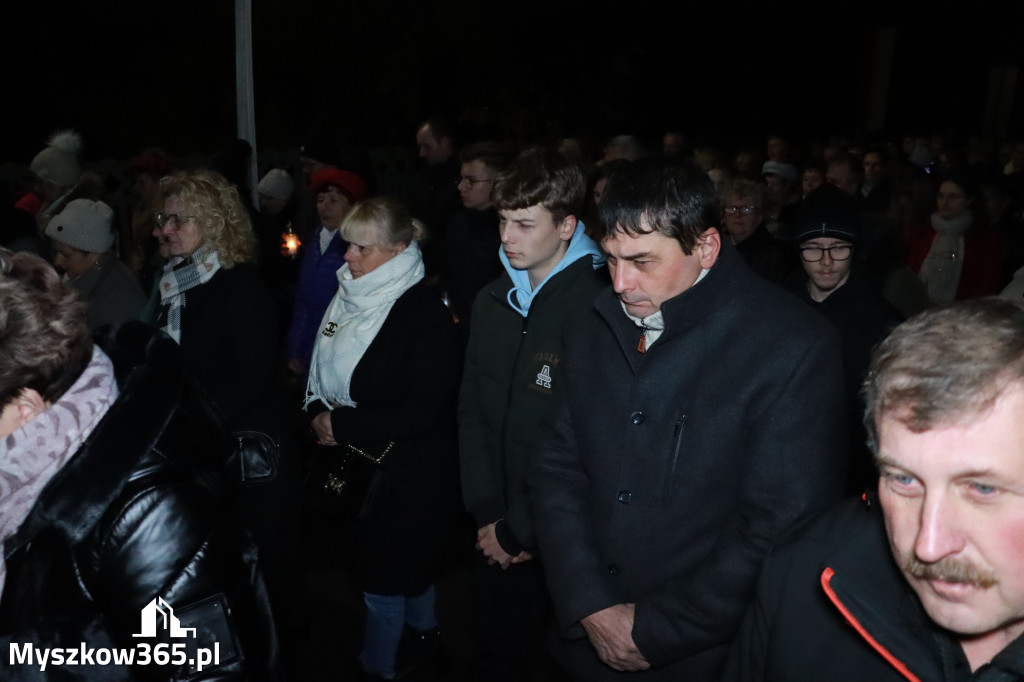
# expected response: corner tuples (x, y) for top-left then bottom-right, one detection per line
(304, 241), (424, 410)
(919, 210), (972, 304)
(0, 347), (118, 593)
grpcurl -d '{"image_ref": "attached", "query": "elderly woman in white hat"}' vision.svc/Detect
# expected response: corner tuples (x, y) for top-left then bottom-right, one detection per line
(45, 198), (146, 334)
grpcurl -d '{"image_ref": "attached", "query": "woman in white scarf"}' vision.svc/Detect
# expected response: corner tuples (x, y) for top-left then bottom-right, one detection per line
(305, 197), (462, 681)
(912, 173), (1008, 303)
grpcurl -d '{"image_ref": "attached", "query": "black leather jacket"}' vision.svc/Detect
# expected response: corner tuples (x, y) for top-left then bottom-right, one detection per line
(0, 323), (282, 681)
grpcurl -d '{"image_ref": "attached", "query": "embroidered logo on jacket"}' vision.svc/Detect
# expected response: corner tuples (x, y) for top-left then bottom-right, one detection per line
(536, 364), (552, 389)
(322, 322), (338, 337)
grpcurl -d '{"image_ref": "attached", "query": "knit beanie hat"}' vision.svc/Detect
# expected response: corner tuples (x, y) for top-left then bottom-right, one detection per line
(793, 184), (862, 244)
(31, 131), (83, 187)
(258, 169), (295, 200)
(45, 199), (115, 254)
(761, 160), (797, 183)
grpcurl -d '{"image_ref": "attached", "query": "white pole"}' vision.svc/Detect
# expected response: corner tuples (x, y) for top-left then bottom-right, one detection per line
(235, 0), (258, 206)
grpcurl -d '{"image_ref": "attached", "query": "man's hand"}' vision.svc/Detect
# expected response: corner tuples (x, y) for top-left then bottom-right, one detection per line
(311, 412), (336, 446)
(580, 604), (650, 672)
(476, 522), (516, 569)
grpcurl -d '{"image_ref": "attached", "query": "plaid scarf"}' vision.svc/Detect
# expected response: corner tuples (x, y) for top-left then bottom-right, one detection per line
(158, 245), (220, 344)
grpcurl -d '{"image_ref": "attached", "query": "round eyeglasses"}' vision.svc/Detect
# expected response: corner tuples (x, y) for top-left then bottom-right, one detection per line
(800, 245), (853, 262)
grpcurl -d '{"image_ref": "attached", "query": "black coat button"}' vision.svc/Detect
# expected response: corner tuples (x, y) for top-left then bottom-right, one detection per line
(630, 411), (645, 425)
(608, 564), (620, 576)
(617, 490), (632, 504)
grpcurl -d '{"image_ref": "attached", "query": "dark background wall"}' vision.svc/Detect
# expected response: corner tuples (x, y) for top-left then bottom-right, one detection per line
(3, 0), (1022, 162)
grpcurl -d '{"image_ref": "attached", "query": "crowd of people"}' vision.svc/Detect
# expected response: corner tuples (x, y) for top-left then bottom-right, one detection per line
(2, 120), (1024, 681)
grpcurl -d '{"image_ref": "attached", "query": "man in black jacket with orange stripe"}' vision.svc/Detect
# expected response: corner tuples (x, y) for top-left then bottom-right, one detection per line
(727, 299), (1024, 681)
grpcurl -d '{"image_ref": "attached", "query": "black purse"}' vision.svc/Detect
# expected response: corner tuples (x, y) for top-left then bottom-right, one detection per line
(304, 441), (394, 518)
(227, 431), (280, 488)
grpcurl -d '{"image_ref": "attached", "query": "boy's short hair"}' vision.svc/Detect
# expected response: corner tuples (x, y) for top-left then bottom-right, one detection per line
(493, 148), (586, 224)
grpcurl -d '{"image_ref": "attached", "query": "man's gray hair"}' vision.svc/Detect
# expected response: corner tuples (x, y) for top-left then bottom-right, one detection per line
(863, 298), (1024, 452)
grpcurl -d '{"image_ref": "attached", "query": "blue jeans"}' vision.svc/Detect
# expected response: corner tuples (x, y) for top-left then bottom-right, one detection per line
(359, 585), (437, 678)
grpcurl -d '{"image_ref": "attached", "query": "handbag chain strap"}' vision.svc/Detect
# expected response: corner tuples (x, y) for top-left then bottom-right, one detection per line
(344, 441), (396, 465)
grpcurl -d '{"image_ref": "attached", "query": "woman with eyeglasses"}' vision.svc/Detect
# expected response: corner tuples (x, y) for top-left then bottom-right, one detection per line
(718, 177), (796, 284)
(155, 170), (299, 661)
(304, 196), (462, 681)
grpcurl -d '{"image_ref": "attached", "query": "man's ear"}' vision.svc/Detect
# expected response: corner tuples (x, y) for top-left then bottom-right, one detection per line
(559, 215), (578, 242)
(696, 228), (722, 268)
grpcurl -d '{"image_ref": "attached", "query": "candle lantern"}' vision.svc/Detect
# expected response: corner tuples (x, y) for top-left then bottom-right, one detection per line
(280, 223), (301, 259)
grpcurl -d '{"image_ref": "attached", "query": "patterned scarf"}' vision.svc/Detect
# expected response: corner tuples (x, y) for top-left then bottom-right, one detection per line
(0, 347), (118, 593)
(158, 245), (220, 343)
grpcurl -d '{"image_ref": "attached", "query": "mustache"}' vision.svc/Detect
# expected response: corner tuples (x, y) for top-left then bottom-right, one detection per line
(902, 555), (998, 588)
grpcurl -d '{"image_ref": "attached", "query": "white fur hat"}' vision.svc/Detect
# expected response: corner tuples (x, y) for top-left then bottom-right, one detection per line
(31, 130), (83, 187)
(258, 168), (295, 200)
(45, 199), (115, 254)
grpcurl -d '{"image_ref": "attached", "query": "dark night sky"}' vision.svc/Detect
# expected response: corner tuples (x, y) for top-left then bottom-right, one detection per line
(3, 1), (1023, 164)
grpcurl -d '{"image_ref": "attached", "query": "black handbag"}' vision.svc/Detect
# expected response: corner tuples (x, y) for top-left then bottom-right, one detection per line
(227, 431), (280, 488)
(303, 441), (394, 518)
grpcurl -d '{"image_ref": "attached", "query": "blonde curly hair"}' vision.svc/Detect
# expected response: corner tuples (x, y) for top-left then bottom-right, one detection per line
(159, 170), (256, 268)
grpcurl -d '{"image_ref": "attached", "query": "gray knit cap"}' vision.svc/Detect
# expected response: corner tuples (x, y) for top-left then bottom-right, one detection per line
(45, 199), (115, 254)
(258, 168), (295, 200)
(31, 130), (83, 187)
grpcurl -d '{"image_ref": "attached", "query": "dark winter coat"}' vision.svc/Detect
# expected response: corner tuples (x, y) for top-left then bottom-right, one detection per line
(528, 242), (847, 680)
(0, 323), (281, 681)
(787, 267), (902, 492)
(170, 263), (280, 435)
(459, 258), (607, 554)
(724, 496), (1024, 681)
(314, 282), (463, 595)
(735, 225), (797, 285)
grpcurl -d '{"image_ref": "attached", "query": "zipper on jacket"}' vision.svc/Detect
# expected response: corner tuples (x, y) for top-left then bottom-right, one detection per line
(663, 415), (686, 503)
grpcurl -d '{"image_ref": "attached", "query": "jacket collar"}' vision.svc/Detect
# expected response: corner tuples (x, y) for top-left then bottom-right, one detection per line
(820, 500), (949, 681)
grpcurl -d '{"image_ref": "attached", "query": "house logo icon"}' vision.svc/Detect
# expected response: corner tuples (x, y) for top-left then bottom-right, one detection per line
(132, 597), (196, 639)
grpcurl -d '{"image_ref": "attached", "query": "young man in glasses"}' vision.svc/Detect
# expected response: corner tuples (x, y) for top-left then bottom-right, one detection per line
(790, 184), (902, 492)
(440, 142), (512, 326)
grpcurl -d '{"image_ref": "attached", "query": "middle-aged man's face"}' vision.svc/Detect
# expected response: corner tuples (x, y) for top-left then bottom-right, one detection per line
(863, 153), (885, 186)
(602, 226), (720, 319)
(800, 237), (853, 301)
(827, 161), (859, 197)
(457, 160), (496, 210)
(722, 195), (762, 246)
(877, 385), (1024, 655)
(416, 125), (452, 166)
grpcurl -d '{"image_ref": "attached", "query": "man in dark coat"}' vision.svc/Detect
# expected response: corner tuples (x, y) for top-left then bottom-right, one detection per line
(528, 158), (847, 680)
(459, 148), (607, 681)
(727, 299), (1024, 681)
